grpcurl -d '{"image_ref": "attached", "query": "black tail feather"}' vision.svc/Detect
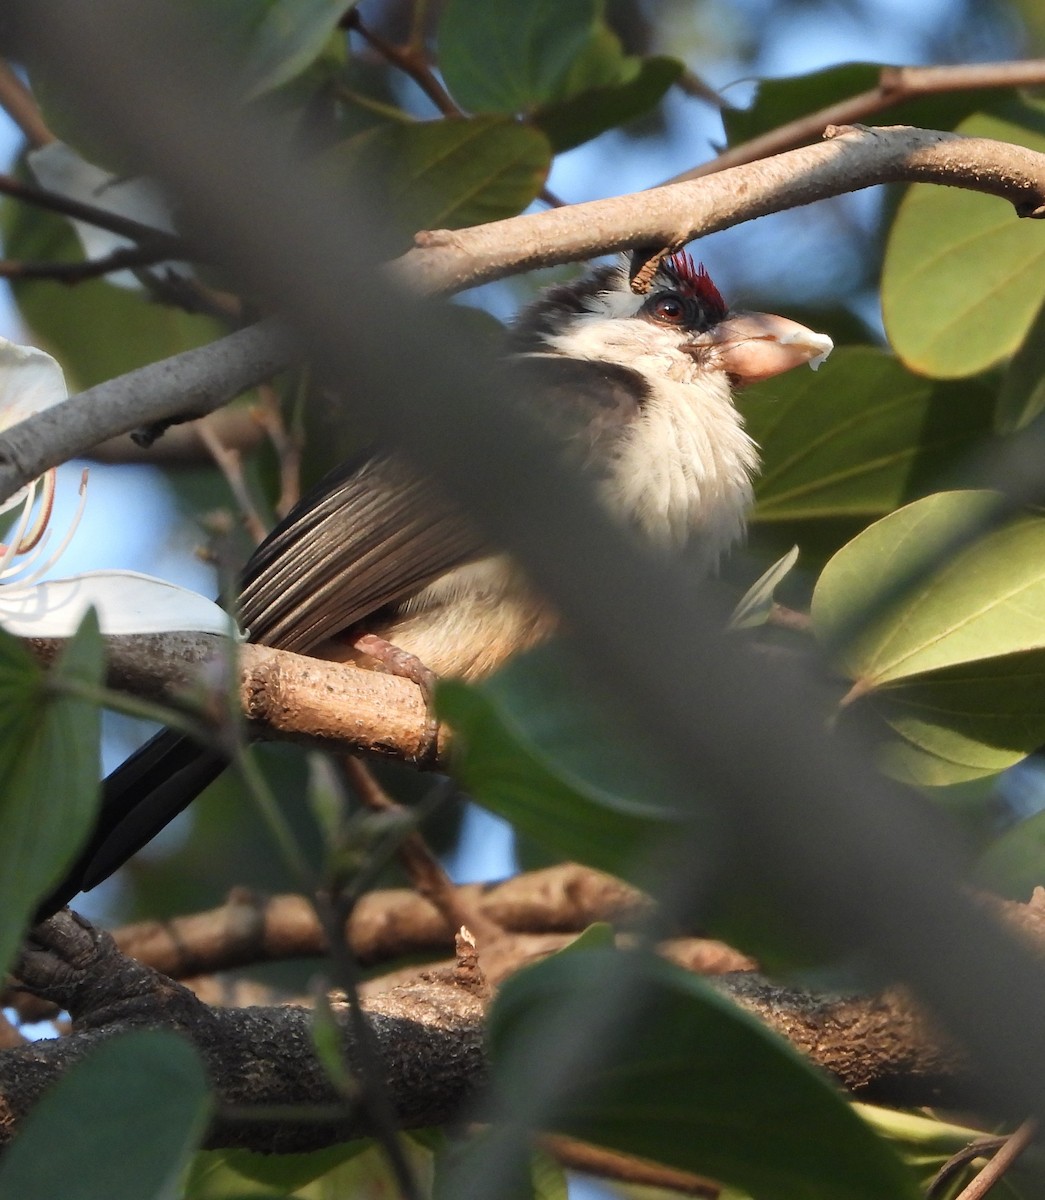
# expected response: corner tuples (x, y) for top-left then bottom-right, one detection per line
(37, 730), (227, 919)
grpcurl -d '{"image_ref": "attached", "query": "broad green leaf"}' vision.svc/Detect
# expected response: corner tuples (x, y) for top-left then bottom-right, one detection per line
(743, 347), (995, 523)
(0, 611), (102, 976)
(723, 63), (1008, 147)
(812, 492), (1045, 784)
(439, 0), (601, 114)
(534, 56), (683, 152)
(996, 293), (1045, 431)
(811, 491), (1045, 685)
(728, 545), (799, 630)
(436, 645), (688, 882)
(882, 105), (1045, 378)
(490, 949), (919, 1200)
(868, 650), (1045, 785)
(331, 117), (550, 238)
(1, 195), (227, 391)
(976, 806), (1045, 898)
(0, 1030), (210, 1200)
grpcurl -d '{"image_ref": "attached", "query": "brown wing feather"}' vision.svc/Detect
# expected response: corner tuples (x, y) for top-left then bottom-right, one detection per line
(239, 453), (485, 651)
(238, 355), (647, 652)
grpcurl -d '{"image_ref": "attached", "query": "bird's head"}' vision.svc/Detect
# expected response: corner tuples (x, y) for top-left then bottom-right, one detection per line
(508, 251), (832, 387)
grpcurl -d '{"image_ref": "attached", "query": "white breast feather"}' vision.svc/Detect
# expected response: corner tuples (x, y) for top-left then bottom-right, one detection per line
(543, 307), (759, 570)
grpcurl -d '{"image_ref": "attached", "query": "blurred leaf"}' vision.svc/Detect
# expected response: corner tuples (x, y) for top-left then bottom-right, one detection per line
(490, 949), (919, 1200)
(728, 545), (800, 629)
(240, 0), (352, 98)
(996, 294), (1045, 431)
(813, 492), (1045, 783)
(534, 56), (682, 152)
(1, 196), (227, 391)
(436, 645), (689, 882)
(439, 0), (602, 114)
(723, 63), (1010, 147)
(742, 347), (995, 525)
(0, 1030), (210, 1200)
(331, 117), (550, 238)
(975, 806), (1045, 898)
(882, 105), (1045, 378)
(310, 989), (355, 1098)
(0, 611), (102, 975)
(187, 1144), (370, 1198)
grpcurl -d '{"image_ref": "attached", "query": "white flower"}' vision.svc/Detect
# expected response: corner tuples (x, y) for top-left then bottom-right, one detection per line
(0, 337), (234, 638)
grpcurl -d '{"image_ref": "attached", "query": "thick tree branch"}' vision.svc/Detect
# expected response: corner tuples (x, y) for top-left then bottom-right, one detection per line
(0, 320), (293, 502)
(0, 908), (983, 1159)
(3, 912), (487, 1154)
(26, 633), (436, 762)
(400, 125), (1045, 294)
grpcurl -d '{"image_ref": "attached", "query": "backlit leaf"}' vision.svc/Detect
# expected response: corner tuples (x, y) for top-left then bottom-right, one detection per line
(882, 105), (1045, 378)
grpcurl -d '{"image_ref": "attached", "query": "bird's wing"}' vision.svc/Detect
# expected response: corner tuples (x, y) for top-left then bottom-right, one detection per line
(239, 452), (486, 651)
(508, 354), (647, 476)
(239, 357), (646, 652)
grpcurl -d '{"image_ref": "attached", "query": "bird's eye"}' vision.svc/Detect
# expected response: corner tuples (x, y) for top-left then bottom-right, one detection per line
(649, 294), (687, 324)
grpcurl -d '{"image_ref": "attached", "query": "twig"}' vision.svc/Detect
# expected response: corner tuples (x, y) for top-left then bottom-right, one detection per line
(349, 11), (462, 119)
(251, 383), (301, 517)
(0, 170), (187, 254)
(674, 69), (727, 110)
(541, 1135), (720, 1196)
(0, 241), (174, 282)
(950, 1119), (1038, 1200)
(767, 603), (812, 633)
(343, 757), (502, 943)
(666, 58), (1045, 185)
(197, 418), (269, 544)
(0, 59), (55, 148)
(926, 1136), (1008, 1196)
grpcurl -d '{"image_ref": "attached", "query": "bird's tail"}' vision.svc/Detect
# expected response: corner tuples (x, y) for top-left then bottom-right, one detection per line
(36, 729), (227, 918)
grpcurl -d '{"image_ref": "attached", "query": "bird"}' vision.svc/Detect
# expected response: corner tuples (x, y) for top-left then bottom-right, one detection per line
(39, 250), (832, 916)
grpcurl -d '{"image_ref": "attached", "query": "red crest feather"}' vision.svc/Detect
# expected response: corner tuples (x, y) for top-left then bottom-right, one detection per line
(666, 251), (727, 317)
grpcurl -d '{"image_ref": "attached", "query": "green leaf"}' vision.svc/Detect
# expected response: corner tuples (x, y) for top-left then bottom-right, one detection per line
(0, 1031), (210, 1200)
(812, 492), (1045, 684)
(0, 611), (102, 975)
(439, 0), (601, 114)
(534, 56), (682, 152)
(996, 294), (1045, 431)
(330, 117), (550, 238)
(436, 645), (687, 882)
(743, 347), (995, 524)
(186, 1144), (370, 1198)
(882, 104), (1045, 378)
(812, 492), (1045, 784)
(729, 545), (800, 630)
(1, 195), (228, 391)
(490, 949), (920, 1200)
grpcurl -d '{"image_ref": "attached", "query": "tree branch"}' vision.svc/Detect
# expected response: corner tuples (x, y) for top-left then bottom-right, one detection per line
(666, 59), (1045, 184)
(400, 125), (1045, 294)
(26, 633), (437, 763)
(0, 319), (293, 499)
(0, 125), (1041, 505)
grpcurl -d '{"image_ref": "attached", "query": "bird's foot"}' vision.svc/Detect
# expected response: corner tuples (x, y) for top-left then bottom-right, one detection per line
(352, 633), (440, 760)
